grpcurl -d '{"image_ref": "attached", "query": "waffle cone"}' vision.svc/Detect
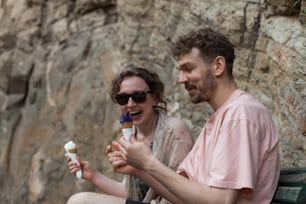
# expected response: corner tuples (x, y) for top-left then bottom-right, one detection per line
(67, 149), (77, 153)
(121, 122), (133, 129)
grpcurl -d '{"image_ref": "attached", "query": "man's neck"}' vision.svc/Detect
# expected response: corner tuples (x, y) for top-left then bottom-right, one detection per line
(210, 81), (238, 111)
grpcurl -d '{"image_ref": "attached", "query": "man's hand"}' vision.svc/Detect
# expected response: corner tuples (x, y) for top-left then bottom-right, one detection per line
(117, 136), (154, 170)
(107, 140), (138, 175)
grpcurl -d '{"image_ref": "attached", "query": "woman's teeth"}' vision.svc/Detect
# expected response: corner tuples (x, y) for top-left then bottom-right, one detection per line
(129, 111), (142, 116)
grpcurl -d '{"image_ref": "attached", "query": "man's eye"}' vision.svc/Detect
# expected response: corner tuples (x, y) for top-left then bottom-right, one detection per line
(179, 63), (194, 72)
(185, 66), (193, 72)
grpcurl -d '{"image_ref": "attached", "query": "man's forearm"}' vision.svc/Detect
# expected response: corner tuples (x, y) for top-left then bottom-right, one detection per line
(143, 155), (239, 204)
(134, 169), (181, 203)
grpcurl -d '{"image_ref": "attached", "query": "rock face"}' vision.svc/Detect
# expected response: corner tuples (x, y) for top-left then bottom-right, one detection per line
(0, 0), (305, 203)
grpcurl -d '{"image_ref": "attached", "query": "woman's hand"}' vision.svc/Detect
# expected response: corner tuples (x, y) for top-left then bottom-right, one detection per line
(67, 157), (97, 182)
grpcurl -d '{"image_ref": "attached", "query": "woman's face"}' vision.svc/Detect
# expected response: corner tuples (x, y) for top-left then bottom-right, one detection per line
(117, 76), (157, 127)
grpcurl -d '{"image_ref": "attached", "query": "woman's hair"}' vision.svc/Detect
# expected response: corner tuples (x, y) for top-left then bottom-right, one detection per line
(170, 28), (235, 79)
(109, 65), (167, 112)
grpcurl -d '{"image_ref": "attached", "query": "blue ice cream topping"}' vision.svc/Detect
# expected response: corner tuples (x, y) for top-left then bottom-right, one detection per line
(120, 112), (133, 123)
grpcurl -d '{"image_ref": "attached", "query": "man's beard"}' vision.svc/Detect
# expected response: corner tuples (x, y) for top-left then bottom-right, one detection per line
(190, 71), (216, 104)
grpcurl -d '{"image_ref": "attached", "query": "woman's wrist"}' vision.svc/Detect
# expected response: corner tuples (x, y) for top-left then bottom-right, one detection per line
(89, 170), (100, 183)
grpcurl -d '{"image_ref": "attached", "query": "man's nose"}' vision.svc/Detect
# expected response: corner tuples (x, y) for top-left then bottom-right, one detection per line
(178, 72), (188, 83)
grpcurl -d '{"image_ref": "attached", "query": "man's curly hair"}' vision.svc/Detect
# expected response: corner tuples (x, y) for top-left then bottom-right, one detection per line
(170, 28), (236, 79)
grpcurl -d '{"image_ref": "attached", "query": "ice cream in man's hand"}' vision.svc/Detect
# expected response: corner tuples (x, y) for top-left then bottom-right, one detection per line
(120, 112), (133, 141)
(64, 140), (82, 179)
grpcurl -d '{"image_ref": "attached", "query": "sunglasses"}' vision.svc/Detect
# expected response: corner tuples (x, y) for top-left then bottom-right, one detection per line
(115, 91), (152, 105)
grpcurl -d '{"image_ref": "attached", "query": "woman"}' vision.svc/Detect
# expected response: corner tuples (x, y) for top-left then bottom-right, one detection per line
(67, 66), (193, 204)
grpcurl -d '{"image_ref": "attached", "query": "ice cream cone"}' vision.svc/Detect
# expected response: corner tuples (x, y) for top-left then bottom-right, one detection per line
(64, 140), (82, 179)
(120, 113), (133, 141)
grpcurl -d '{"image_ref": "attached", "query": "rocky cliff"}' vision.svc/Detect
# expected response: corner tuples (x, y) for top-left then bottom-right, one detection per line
(0, 0), (305, 203)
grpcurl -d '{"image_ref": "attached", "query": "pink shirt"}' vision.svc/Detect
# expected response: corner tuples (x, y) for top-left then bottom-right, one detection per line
(177, 89), (280, 204)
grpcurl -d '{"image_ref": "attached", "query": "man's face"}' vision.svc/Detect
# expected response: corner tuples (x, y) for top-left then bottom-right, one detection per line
(177, 47), (216, 104)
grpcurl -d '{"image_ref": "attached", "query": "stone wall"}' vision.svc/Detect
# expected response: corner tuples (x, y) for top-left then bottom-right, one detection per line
(0, 0), (305, 203)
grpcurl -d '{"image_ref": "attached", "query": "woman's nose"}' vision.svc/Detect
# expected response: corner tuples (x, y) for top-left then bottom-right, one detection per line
(126, 97), (136, 106)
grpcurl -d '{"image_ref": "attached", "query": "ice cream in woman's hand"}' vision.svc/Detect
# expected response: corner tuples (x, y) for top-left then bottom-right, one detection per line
(120, 113), (133, 141)
(64, 140), (82, 179)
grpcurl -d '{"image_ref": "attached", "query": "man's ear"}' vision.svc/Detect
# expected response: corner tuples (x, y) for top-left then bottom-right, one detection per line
(213, 56), (226, 77)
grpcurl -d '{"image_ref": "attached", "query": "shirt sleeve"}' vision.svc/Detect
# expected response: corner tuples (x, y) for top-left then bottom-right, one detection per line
(207, 119), (261, 191)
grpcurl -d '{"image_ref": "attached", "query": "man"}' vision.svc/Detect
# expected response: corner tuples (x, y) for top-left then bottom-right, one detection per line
(110, 28), (280, 204)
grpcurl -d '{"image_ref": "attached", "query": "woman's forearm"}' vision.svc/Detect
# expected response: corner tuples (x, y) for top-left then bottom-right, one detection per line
(90, 171), (126, 198)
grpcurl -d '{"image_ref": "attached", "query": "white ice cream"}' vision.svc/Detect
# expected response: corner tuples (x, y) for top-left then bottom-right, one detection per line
(64, 140), (76, 150)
